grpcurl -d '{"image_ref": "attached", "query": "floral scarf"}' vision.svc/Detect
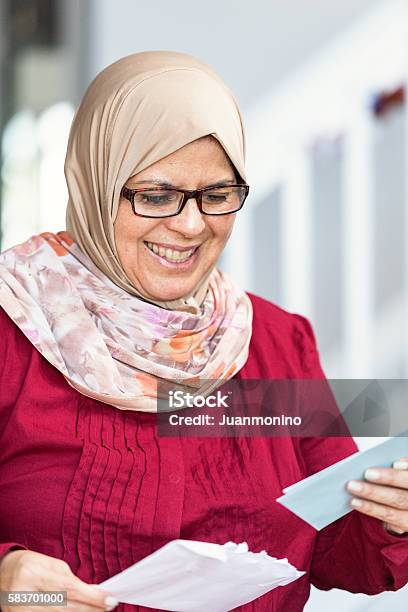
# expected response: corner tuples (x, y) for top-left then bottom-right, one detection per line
(0, 232), (253, 412)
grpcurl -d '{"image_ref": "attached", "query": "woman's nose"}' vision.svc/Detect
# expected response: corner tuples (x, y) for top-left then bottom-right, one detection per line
(165, 197), (206, 236)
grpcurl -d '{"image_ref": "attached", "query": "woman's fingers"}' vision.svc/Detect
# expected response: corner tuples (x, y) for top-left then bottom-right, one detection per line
(46, 572), (118, 611)
(348, 496), (408, 531)
(346, 457), (408, 533)
(393, 457), (408, 470)
(13, 604), (110, 612)
(0, 584), (118, 612)
(347, 480), (408, 510)
(13, 565), (117, 610)
(383, 523), (407, 535)
(65, 576), (118, 610)
(363, 464), (408, 488)
(64, 601), (118, 612)
(0, 550), (118, 612)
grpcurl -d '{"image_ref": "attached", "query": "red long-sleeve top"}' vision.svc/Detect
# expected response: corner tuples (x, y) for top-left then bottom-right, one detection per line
(0, 292), (407, 611)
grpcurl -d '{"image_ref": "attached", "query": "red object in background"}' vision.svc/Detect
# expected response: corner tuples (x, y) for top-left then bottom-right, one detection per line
(0, 294), (407, 611)
(372, 85), (405, 117)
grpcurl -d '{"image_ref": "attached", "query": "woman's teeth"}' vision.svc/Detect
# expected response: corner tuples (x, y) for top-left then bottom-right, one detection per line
(145, 242), (196, 262)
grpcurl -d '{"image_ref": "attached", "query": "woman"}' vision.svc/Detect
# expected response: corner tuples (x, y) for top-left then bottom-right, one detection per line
(0, 51), (407, 612)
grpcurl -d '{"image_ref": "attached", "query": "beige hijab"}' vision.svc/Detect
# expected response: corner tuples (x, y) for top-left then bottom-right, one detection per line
(65, 50), (247, 313)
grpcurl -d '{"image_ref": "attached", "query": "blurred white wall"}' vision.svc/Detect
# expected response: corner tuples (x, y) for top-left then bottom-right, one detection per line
(86, 0), (382, 110)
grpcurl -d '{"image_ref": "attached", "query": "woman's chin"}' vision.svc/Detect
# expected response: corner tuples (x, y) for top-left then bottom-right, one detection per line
(130, 265), (211, 303)
(143, 286), (198, 302)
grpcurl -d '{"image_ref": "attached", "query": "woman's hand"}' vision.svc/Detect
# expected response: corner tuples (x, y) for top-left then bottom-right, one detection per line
(0, 549), (119, 612)
(347, 457), (408, 535)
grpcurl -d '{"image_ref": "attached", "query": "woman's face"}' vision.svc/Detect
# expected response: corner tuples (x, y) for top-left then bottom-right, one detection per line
(114, 136), (237, 302)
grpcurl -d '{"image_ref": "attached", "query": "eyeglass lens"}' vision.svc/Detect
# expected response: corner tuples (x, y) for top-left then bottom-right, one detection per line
(132, 186), (246, 217)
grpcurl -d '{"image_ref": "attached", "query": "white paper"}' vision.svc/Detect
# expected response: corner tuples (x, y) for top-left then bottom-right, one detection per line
(98, 539), (304, 611)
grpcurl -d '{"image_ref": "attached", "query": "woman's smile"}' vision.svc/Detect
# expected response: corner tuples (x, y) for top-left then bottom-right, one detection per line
(143, 240), (201, 269)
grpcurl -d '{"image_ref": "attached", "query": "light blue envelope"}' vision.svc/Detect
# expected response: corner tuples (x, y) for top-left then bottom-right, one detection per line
(276, 434), (408, 530)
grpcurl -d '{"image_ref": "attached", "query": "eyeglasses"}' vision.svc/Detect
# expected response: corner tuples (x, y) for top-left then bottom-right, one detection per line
(120, 183), (250, 218)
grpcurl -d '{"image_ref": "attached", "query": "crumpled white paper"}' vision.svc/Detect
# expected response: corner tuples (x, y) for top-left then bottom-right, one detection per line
(98, 539), (304, 612)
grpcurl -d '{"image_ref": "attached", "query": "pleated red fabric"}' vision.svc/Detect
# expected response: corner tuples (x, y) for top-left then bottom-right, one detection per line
(1, 293), (407, 611)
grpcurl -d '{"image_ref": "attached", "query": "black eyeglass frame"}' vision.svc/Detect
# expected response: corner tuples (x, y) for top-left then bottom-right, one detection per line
(120, 184), (250, 218)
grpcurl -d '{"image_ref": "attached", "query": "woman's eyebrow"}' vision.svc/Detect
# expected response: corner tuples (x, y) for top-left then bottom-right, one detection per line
(203, 179), (237, 188)
(127, 178), (237, 188)
(128, 179), (174, 187)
